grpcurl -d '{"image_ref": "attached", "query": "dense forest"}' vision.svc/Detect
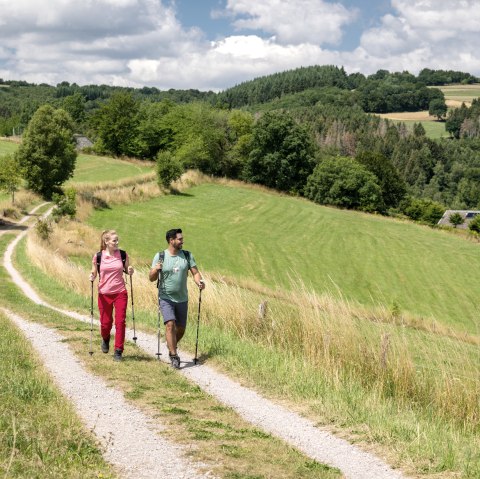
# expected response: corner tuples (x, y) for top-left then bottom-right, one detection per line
(1, 65), (480, 221)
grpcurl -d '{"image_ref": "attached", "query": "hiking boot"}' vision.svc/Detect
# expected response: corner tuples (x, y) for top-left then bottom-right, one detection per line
(113, 349), (123, 362)
(101, 337), (110, 354)
(169, 353), (181, 369)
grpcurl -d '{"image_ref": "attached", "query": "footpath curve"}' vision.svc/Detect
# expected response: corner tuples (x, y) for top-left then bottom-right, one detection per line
(3, 208), (406, 479)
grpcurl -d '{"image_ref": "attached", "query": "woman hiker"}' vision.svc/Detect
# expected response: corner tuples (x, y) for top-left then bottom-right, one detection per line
(89, 229), (134, 361)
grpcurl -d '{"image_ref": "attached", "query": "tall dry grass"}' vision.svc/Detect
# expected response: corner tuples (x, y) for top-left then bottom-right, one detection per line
(73, 172), (158, 221)
(27, 225), (480, 433)
(0, 191), (41, 219)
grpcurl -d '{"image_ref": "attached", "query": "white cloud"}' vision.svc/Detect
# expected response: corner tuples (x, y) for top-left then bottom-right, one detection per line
(128, 35), (341, 90)
(356, 0), (480, 76)
(224, 0), (358, 46)
(0, 0), (479, 91)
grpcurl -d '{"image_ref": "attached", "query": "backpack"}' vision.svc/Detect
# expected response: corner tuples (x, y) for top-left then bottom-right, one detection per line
(96, 249), (127, 277)
(156, 250), (191, 288)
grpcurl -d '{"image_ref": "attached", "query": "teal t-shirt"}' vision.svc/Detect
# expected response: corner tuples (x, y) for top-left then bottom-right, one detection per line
(151, 249), (197, 303)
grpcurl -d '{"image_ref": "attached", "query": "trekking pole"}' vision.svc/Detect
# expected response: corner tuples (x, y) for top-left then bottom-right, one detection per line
(89, 280), (94, 356)
(129, 274), (137, 343)
(194, 287), (203, 365)
(156, 304), (162, 360)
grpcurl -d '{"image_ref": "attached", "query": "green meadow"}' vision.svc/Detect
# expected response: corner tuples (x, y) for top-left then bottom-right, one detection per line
(396, 119), (448, 138)
(87, 182), (479, 335)
(67, 153), (154, 183)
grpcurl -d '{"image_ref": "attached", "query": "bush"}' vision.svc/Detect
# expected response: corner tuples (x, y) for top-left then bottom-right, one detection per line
(400, 197), (445, 225)
(51, 188), (77, 222)
(448, 212), (464, 228)
(35, 218), (53, 241)
(468, 214), (480, 233)
(156, 151), (184, 189)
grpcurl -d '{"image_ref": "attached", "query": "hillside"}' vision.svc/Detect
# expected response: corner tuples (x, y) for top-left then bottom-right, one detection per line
(86, 181), (479, 335)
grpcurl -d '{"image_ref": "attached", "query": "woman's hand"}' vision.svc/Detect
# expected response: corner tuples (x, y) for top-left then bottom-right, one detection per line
(128, 266), (134, 275)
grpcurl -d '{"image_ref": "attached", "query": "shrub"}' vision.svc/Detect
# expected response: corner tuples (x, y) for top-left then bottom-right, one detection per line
(448, 212), (464, 228)
(156, 151), (184, 189)
(468, 214), (480, 233)
(35, 218), (53, 241)
(51, 188), (77, 222)
(400, 197), (445, 225)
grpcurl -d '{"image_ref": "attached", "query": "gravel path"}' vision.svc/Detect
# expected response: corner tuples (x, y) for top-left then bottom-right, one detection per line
(2, 308), (211, 479)
(3, 209), (406, 479)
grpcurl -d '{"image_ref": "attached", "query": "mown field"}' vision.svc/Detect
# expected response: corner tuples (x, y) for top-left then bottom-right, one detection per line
(67, 154), (154, 184)
(87, 182), (479, 335)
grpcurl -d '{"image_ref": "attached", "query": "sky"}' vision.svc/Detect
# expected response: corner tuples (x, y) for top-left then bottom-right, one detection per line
(0, 0), (479, 92)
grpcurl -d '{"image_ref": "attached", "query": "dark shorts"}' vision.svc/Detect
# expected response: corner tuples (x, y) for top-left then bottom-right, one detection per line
(159, 299), (188, 328)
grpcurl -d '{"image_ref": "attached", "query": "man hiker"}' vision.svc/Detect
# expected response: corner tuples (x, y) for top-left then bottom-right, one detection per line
(149, 228), (205, 369)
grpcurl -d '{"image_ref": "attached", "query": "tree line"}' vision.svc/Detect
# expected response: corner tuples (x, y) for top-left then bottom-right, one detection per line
(1, 65), (480, 226)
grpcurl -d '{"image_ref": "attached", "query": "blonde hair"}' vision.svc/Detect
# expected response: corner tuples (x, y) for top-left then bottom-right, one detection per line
(100, 229), (117, 251)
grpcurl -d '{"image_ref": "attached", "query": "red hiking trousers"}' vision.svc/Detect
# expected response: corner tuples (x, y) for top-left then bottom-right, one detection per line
(98, 290), (128, 351)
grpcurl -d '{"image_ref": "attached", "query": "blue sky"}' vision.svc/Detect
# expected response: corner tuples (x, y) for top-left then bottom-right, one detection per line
(0, 0), (478, 91)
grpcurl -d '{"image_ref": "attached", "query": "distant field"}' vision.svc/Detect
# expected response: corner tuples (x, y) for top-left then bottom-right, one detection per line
(440, 84), (480, 106)
(376, 113), (448, 139)
(378, 84), (480, 138)
(68, 153), (154, 183)
(87, 182), (480, 335)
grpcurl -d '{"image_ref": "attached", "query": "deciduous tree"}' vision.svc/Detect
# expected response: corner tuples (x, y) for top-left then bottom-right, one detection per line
(429, 98), (447, 121)
(242, 112), (315, 194)
(0, 154), (22, 203)
(15, 105), (76, 199)
(305, 156), (384, 212)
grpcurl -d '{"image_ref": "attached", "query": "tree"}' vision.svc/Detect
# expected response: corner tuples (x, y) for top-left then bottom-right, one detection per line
(242, 112), (316, 194)
(133, 100), (175, 160)
(0, 154), (23, 203)
(429, 98), (447, 121)
(15, 105), (77, 199)
(160, 102), (230, 176)
(93, 91), (139, 156)
(446, 103), (469, 138)
(62, 92), (86, 125)
(355, 151), (406, 209)
(305, 156), (384, 212)
(448, 212), (464, 228)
